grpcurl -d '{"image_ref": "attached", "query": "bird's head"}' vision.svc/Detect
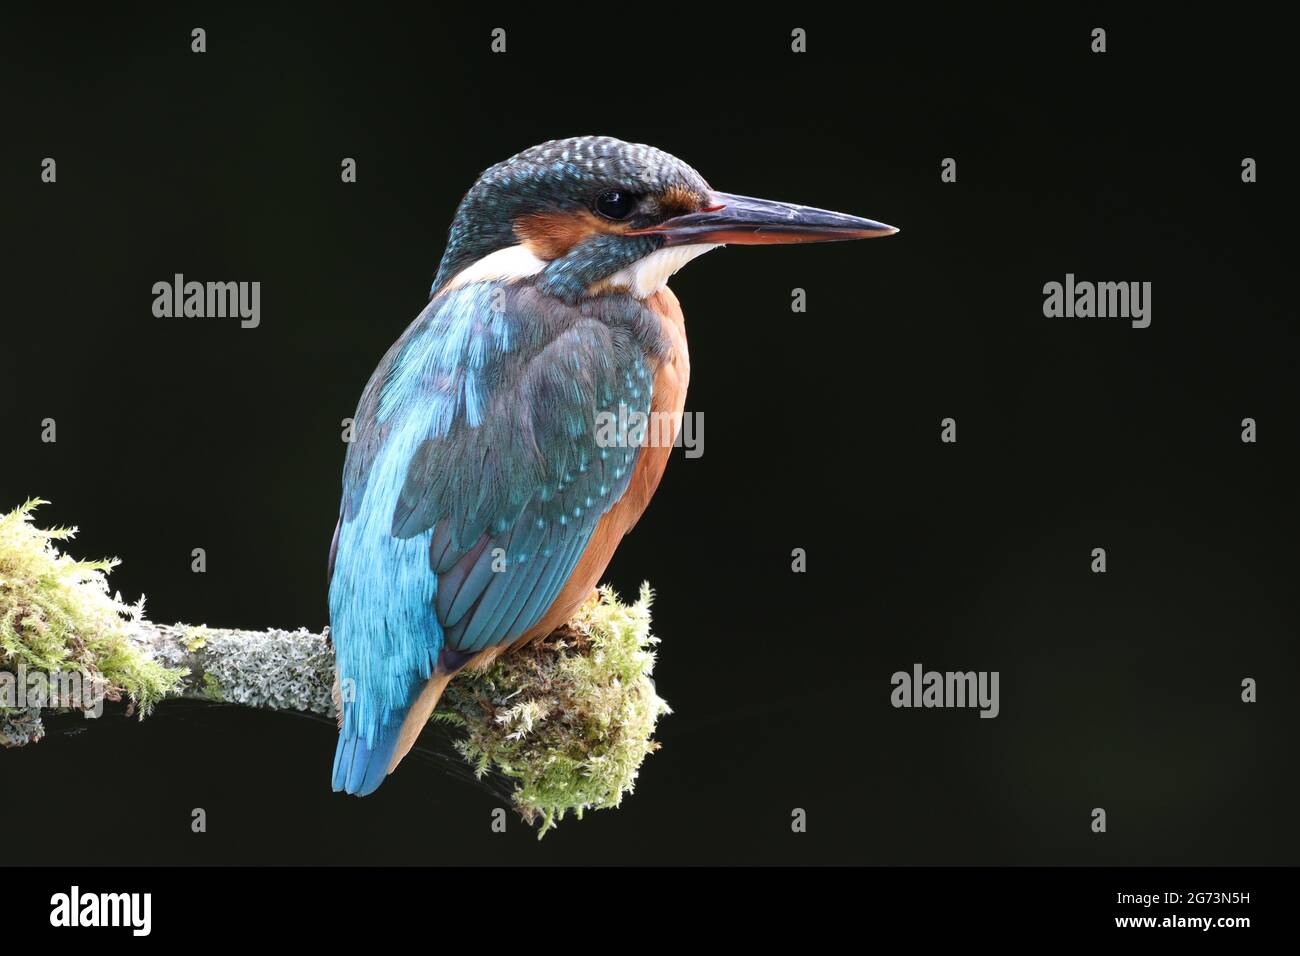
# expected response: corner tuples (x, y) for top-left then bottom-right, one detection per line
(431, 135), (897, 302)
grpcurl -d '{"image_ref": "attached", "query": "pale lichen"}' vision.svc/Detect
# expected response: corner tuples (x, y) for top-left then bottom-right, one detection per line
(187, 627), (334, 712)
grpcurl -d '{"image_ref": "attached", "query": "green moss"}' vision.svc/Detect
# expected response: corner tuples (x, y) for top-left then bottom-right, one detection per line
(182, 625), (209, 652)
(200, 671), (224, 701)
(438, 585), (671, 838)
(0, 499), (186, 719)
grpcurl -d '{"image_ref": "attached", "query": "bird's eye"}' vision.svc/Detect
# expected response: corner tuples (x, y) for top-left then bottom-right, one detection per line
(594, 190), (638, 220)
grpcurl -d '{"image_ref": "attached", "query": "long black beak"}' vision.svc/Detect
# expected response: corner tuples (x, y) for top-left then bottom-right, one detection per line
(627, 191), (898, 246)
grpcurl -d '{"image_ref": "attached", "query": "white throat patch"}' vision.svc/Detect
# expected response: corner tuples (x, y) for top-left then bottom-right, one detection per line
(604, 244), (720, 298)
(442, 242), (719, 299)
(442, 244), (546, 292)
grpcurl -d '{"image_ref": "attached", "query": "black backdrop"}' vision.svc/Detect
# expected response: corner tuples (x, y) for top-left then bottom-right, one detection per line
(2, 7), (1296, 866)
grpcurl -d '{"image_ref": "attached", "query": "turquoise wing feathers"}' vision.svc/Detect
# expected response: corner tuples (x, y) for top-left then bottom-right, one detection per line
(328, 279), (657, 793)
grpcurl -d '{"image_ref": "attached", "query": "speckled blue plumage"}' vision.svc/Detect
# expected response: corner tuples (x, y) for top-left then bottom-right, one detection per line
(433, 137), (711, 294)
(328, 278), (669, 794)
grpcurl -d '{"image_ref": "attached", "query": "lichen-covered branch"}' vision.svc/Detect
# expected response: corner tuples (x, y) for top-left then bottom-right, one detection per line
(1, 499), (670, 837)
(129, 622), (337, 714)
(1, 621), (334, 746)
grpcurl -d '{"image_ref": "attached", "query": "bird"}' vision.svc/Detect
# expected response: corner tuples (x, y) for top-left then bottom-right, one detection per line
(327, 135), (897, 795)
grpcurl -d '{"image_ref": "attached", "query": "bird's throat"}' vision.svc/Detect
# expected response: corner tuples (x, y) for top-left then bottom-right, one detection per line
(596, 243), (719, 298)
(440, 242), (719, 302)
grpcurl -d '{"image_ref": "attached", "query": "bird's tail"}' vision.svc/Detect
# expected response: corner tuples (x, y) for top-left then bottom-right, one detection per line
(330, 656), (464, 796)
(332, 719), (403, 797)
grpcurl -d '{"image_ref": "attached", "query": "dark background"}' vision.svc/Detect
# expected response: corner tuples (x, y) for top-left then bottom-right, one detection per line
(2, 7), (1295, 865)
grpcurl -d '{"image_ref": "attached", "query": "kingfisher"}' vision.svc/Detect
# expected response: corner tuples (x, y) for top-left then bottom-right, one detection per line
(328, 136), (897, 795)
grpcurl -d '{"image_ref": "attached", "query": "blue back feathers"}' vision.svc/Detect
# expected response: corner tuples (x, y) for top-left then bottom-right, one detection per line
(328, 277), (667, 794)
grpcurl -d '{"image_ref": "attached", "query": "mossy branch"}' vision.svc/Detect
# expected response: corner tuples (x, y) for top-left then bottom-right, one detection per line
(0, 499), (670, 837)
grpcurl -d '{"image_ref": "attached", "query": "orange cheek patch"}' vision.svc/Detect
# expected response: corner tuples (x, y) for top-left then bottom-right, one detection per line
(659, 185), (708, 217)
(514, 209), (629, 260)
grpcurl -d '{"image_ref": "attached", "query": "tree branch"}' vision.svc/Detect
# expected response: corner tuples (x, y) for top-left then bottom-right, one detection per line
(1, 498), (670, 836)
(130, 622), (336, 715)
